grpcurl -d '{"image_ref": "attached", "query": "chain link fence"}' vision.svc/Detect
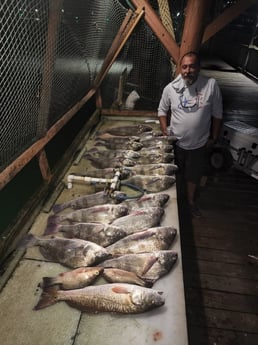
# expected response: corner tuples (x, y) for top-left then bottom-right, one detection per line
(1, 0), (175, 173)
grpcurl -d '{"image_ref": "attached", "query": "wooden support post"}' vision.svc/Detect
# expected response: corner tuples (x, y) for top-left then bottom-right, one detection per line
(130, 0), (179, 63)
(37, 149), (52, 183)
(202, 0), (258, 43)
(179, 0), (212, 66)
(37, 0), (63, 136)
(93, 7), (144, 89)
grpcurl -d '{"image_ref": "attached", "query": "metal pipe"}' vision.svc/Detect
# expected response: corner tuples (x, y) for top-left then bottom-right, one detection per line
(67, 170), (122, 190)
(67, 174), (113, 189)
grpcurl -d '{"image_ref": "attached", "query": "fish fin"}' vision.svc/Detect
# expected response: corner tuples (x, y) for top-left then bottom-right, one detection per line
(34, 286), (59, 310)
(18, 234), (37, 249)
(141, 256), (158, 275)
(43, 223), (60, 236)
(40, 277), (58, 289)
(111, 286), (130, 294)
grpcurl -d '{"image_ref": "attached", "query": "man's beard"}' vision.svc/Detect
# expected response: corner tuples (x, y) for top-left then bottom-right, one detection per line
(183, 74), (195, 86)
(183, 74), (198, 86)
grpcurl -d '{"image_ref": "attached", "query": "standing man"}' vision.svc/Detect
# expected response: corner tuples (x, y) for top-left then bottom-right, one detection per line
(158, 51), (223, 217)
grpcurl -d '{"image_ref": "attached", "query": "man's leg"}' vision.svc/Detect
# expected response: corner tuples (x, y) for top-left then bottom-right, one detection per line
(187, 181), (196, 206)
(187, 180), (202, 217)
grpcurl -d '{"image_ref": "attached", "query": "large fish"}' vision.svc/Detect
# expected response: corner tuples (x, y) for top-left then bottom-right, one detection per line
(44, 223), (128, 247)
(106, 227), (177, 255)
(140, 136), (177, 146)
(34, 283), (165, 314)
(47, 204), (128, 226)
(99, 250), (178, 283)
(52, 191), (123, 214)
(22, 234), (110, 268)
(40, 267), (104, 290)
(139, 145), (173, 154)
(124, 175), (176, 192)
(111, 207), (164, 235)
(138, 131), (163, 138)
(122, 193), (169, 212)
(84, 155), (136, 169)
(95, 133), (140, 142)
(135, 152), (174, 165)
(102, 268), (153, 287)
(85, 148), (140, 160)
(126, 163), (178, 176)
(96, 139), (143, 151)
(97, 124), (153, 136)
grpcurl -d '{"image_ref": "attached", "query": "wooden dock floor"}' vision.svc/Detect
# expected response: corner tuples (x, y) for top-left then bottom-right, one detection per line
(178, 57), (258, 345)
(178, 169), (258, 345)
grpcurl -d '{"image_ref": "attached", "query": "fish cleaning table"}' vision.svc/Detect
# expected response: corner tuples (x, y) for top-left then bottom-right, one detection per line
(0, 117), (188, 345)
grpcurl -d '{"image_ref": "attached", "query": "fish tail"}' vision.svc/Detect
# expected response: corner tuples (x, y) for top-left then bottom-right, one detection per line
(34, 286), (59, 310)
(18, 234), (38, 249)
(52, 203), (66, 214)
(43, 223), (60, 236)
(47, 215), (59, 225)
(40, 277), (59, 289)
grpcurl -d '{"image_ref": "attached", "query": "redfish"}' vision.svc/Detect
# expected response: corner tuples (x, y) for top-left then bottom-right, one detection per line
(34, 283), (165, 314)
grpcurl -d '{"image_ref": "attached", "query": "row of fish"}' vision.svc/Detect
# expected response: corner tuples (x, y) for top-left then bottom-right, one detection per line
(28, 124), (179, 314)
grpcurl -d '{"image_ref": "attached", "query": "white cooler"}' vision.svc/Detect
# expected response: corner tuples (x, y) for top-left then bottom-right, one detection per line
(221, 120), (258, 179)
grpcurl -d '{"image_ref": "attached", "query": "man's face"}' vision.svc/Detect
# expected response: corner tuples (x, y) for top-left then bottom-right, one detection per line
(180, 55), (200, 86)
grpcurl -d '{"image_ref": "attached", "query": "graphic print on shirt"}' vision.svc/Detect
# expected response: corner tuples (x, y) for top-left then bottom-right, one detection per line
(178, 88), (203, 113)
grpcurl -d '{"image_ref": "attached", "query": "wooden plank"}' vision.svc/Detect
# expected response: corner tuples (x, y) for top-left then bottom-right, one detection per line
(183, 259), (258, 280)
(187, 305), (258, 333)
(182, 245), (249, 265)
(181, 232), (258, 253)
(185, 287), (258, 314)
(191, 219), (258, 235)
(183, 272), (258, 295)
(188, 325), (258, 345)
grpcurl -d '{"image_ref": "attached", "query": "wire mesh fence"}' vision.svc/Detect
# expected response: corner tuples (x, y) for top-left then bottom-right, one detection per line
(1, 0), (175, 173)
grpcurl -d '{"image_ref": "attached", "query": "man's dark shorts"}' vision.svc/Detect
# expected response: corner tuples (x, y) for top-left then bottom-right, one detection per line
(174, 145), (207, 184)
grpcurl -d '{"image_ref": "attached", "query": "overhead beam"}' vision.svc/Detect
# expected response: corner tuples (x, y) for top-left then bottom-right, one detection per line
(179, 0), (212, 64)
(130, 0), (180, 63)
(202, 0), (257, 43)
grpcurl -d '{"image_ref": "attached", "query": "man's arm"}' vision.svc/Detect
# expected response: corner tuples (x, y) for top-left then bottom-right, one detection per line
(159, 115), (168, 136)
(211, 117), (222, 142)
